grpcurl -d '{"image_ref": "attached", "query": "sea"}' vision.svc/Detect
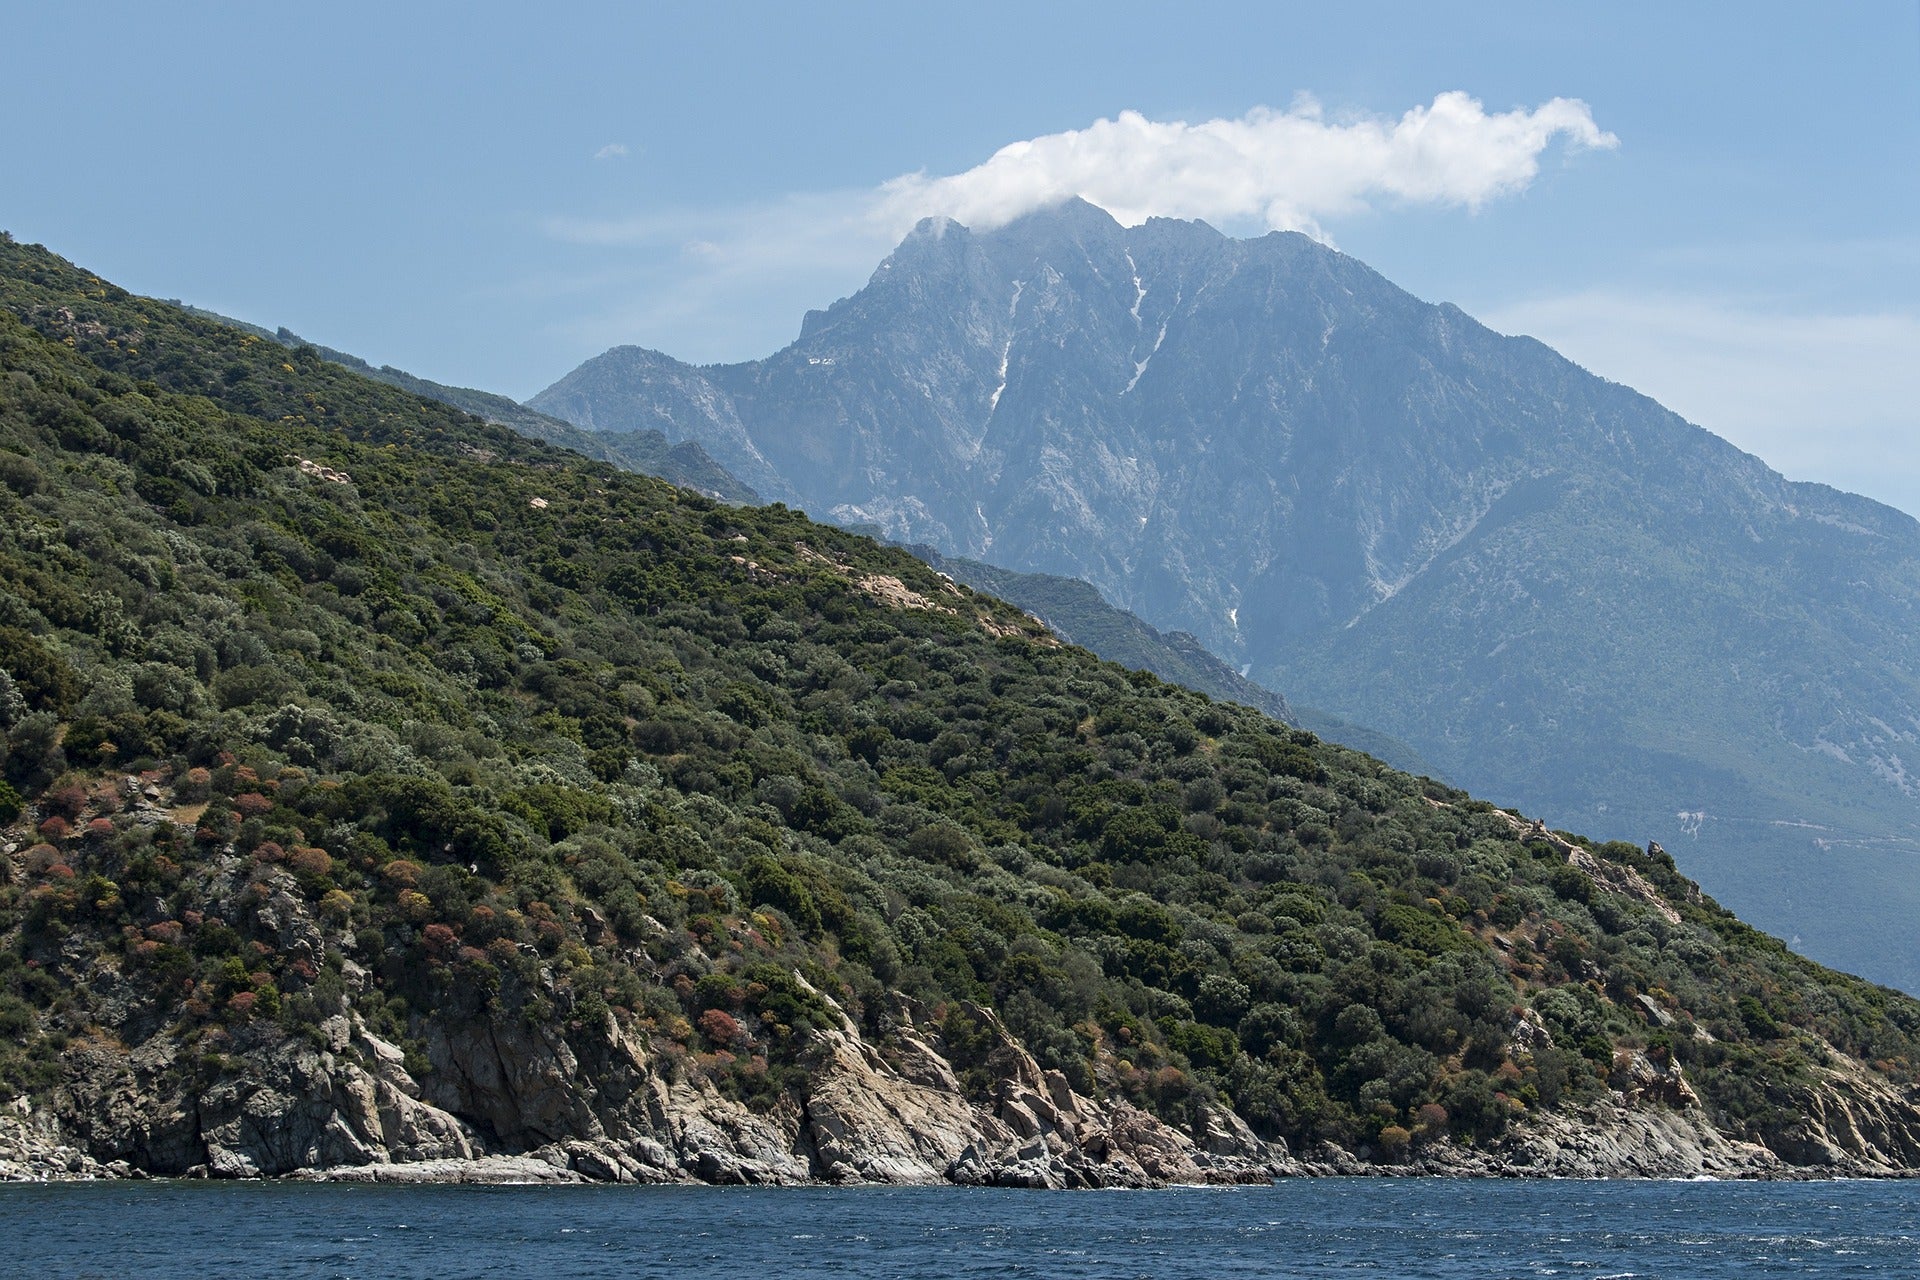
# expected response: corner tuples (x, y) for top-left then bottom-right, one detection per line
(1, 1178), (1916, 1278)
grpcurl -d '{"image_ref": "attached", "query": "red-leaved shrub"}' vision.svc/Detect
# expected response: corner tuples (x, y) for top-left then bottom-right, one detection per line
(288, 846), (332, 877)
(45, 785), (89, 819)
(233, 792), (274, 818)
(698, 1008), (744, 1046)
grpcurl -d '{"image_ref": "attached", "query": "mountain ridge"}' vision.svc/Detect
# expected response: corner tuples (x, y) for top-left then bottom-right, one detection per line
(896, 545), (1440, 777)
(901, 544), (1295, 723)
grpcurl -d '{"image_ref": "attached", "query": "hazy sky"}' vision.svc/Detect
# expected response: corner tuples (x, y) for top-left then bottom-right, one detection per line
(4, 3), (1916, 512)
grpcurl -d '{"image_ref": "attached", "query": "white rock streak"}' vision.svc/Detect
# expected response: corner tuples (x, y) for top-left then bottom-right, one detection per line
(988, 280), (1024, 414)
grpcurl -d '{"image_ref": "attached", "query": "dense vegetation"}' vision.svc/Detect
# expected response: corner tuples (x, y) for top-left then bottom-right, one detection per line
(909, 546), (1441, 780)
(3, 231), (1918, 1161)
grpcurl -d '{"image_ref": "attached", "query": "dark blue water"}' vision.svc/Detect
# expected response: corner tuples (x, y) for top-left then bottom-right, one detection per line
(2, 1179), (1916, 1278)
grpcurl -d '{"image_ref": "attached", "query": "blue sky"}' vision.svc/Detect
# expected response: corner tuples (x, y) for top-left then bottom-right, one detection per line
(4, 3), (1916, 511)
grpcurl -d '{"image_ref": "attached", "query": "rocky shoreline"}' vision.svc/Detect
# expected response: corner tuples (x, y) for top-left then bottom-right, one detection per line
(6, 1122), (1912, 1187)
(7, 991), (1917, 1187)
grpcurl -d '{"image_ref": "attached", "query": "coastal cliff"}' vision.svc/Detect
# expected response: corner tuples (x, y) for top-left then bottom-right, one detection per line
(6, 957), (1919, 1184)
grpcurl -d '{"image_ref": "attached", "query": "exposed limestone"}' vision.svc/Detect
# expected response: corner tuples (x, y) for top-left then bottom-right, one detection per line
(1610, 1049), (1700, 1110)
(1567, 847), (1681, 924)
(0, 1096), (122, 1181)
(289, 456), (351, 485)
(800, 1020), (981, 1183)
(794, 540), (1054, 645)
(1496, 810), (1682, 923)
(1497, 1103), (1782, 1179)
(2, 975), (1281, 1186)
(1767, 1060), (1920, 1169)
(1634, 993), (1675, 1027)
(854, 573), (952, 615)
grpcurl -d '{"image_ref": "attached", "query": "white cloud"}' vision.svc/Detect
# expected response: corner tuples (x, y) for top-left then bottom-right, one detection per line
(593, 142), (629, 161)
(875, 93), (1616, 239)
(1481, 291), (1920, 517)
(537, 93), (1619, 366)
(549, 92), (1614, 257)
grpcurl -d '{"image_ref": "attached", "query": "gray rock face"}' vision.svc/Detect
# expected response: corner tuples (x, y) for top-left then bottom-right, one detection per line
(15, 969), (1920, 1184)
(1499, 1104), (1781, 1179)
(8, 988), (1280, 1187)
(0, 1096), (121, 1180)
(46, 1013), (477, 1179)
(531, 347), (790, 504)
(533, 200), (1920, 993)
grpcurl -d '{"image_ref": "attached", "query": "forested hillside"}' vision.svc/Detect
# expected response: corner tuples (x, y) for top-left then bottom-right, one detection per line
(4, 233), (1920, 1182)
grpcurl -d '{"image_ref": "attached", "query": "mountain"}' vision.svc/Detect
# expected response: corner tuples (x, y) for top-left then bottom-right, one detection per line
(532, 200), (1920, 994)
(179, 306), (757, 504)
(7, 232), (1920, 1181)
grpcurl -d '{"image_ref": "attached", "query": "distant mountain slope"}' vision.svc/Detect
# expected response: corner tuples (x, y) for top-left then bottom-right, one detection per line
(905, 545), (1296, 723)
(533, 200), (1920, 993)
(181, 307), (757, 504)
(1285, 707), (1444, 784)
(8, 232), (1920, 1183)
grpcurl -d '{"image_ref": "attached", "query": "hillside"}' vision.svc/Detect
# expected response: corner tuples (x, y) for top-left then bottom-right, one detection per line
(179, 306), (757, 505)
(4, 233), (1920, 1183)
(904, 547), (1440, 779)
(532, 200), (1920, 994)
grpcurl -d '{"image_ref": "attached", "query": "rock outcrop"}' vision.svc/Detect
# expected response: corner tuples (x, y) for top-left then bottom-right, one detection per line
(46, 1011), (477, 1179)
(14, 967), (1920, 1184)
(1496, 1103), (1782, 1179)
(1, 979), (1282, 1185)
(1767, 1061), (1920, 1170)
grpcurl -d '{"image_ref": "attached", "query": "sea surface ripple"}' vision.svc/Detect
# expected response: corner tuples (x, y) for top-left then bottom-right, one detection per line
(3, 1177), (1917, 1278)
